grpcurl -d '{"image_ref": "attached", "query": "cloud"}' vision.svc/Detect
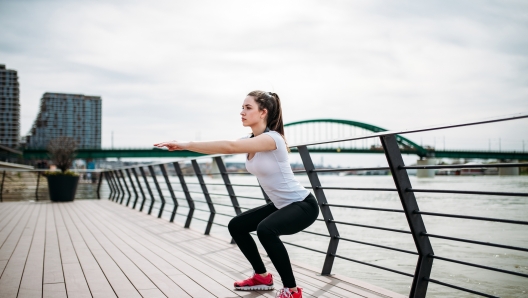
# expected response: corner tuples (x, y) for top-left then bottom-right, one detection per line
(1, 0), (527, 151)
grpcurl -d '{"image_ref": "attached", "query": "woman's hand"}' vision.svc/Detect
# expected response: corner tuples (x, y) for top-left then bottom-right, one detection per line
(153, 141), (189, 151)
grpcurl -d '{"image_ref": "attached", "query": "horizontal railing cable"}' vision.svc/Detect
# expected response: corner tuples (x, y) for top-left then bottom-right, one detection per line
(318, 186), (397, 192)
(282, 241), (327, 255)
(408, 188), (528, 197)
(185, 182), (262, 188)
(431, 255), (528, 278)
(192, 199), (250, 210)
(333, 254), (414, 277)
(402, 162), (528, 170)
(336, 236), (418, 255)
(425, 278), (499, 298)
(293, 113), (528, 147)
(193, 208), (234, 218)
(415, 210), (528, 225)
(328, 219), (412, 234)
(196, 191), (265, 201)
(323, 203), (404, 213)
(423, 233), (528, 252)
(312, 167), (391, 173)
(179, 172), (253, 177)
(300, 230), (330, 238)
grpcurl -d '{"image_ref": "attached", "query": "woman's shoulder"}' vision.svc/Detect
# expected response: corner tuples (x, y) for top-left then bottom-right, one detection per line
(264, 130), (283, 139)
(264, 131), (286, 146)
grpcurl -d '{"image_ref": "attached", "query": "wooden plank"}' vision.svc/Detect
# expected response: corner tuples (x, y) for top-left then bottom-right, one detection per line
(43, 282), (67, 298)
(194, 229), (397, 297)
(0, 203), (36, 274)
(0, 204), (41, 298)
(58, 204), (142, 298)
(57, 204), (117, 298)
(100, 200), (358, 297)
(77, 201), (239, 298)
(67, 202), (194, 298)
(54, 203), (92, 298)
(58, 204), (166, 298)
(108, 200), (406, 298)
(95, 202), (316, 297)
(43, 202), (64, 284)
(175, 239), (350, 298)
(18, 203), (47, 297)
(0, 204), (28, 247)
(175, 231), (369, 298)
(0, 204), (19, 230)
(95, 201), (277, 298)
(87, 201), (273, 298)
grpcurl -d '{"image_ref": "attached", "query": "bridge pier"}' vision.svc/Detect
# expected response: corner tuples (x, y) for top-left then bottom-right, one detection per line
(416, 158), (437, 178)
(499, 159), (520, 176)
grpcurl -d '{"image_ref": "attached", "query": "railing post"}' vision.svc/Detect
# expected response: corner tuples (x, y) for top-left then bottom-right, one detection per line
(96, 172), (103, 199)
(214, 156), (242, 215)
(159, 164), (178, 222)
(35, 172), (41, 201)
(114, 170), (126, 204)
(109, 171), (119, 201)
(125, 169), (139, 208)
(132, 168), (147, 210)
(173, 162), (195, 228)
(0, 170), (5, 202)
(381, 135), (434, 298)
(298, 145), (340, 276)
(148, 165), (166, 218)
(139, 167), (156, 215)
(119, 169), (132, 206)
(214, 156), (242, 244)
(104, 172), (114, 200)
(191, 160), (216, 235)
(108, 171), (118, 201)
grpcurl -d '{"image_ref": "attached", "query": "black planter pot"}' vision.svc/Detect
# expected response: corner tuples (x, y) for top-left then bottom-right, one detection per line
(47, 175), (80, 202)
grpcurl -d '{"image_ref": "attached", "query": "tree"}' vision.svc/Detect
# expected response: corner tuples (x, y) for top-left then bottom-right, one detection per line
(47, 137), (78, 173)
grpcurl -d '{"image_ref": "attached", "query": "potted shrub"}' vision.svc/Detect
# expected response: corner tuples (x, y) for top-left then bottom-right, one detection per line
(45, 136), (79, 202)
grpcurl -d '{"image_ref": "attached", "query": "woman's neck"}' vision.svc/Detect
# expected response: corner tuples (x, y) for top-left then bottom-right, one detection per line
(251, 123), (268, 137)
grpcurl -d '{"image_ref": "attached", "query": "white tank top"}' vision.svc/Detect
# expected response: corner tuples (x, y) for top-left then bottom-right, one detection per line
(244, 131), (310, 209)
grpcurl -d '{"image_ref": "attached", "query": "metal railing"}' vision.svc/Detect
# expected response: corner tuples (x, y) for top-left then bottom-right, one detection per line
(99, 114), (527, 297)
(3, 114), (527, 297)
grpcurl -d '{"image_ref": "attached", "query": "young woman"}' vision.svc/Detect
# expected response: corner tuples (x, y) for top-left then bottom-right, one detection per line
(154, 91), (319, 298)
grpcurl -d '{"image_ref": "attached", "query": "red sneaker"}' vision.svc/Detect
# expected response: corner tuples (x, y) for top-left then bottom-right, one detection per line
(234, 272), (274, 291)
(276, 287), (303, 298)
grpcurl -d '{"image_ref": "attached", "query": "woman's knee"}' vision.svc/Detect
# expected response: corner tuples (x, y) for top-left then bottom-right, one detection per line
(228, 216), (245, 235)
(256, 222), (276, 239)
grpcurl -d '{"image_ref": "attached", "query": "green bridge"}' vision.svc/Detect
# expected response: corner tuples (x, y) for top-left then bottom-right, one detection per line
(21, 119), (528, 160)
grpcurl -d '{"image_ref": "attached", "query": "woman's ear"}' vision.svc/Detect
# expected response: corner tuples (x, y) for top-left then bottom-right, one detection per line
(260, 108), (268, 119)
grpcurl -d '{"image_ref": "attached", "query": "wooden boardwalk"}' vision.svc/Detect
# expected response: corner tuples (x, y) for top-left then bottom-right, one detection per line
(0, 201), (405, 298)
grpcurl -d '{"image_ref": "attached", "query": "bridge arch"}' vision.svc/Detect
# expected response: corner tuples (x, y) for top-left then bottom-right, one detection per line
(284, 118), (427, 155)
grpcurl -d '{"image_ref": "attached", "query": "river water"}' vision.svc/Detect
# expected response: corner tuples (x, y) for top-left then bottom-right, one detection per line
(144, 174), (528, 297)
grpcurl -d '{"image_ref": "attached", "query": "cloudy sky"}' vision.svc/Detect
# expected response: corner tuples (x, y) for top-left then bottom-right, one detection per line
(1, 0), (527, 163)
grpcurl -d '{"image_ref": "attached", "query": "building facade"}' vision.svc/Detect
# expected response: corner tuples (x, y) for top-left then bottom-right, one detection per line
(26, 93), (102, 149)
(0, 64), (20, 149)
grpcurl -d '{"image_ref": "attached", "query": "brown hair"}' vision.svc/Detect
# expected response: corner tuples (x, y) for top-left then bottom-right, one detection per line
(247, 90), (289, 149)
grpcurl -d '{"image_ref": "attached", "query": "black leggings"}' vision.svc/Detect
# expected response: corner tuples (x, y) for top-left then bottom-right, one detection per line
(228, 193), (319, 288)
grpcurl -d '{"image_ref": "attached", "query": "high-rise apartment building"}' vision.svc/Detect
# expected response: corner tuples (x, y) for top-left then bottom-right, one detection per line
(0, 64), (20, 149)
(25, 93), (102, 149)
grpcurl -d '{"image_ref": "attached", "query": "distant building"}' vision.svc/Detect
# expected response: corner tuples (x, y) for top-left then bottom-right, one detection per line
(25, 93), (102, 149)
(0, 64), (20, 149)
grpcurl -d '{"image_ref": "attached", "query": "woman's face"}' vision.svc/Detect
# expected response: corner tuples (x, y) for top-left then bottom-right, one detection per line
(241, 96), (266, 127)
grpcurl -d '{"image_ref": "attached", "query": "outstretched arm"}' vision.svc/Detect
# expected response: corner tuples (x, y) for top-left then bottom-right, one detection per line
(154, 134), (276, 154)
